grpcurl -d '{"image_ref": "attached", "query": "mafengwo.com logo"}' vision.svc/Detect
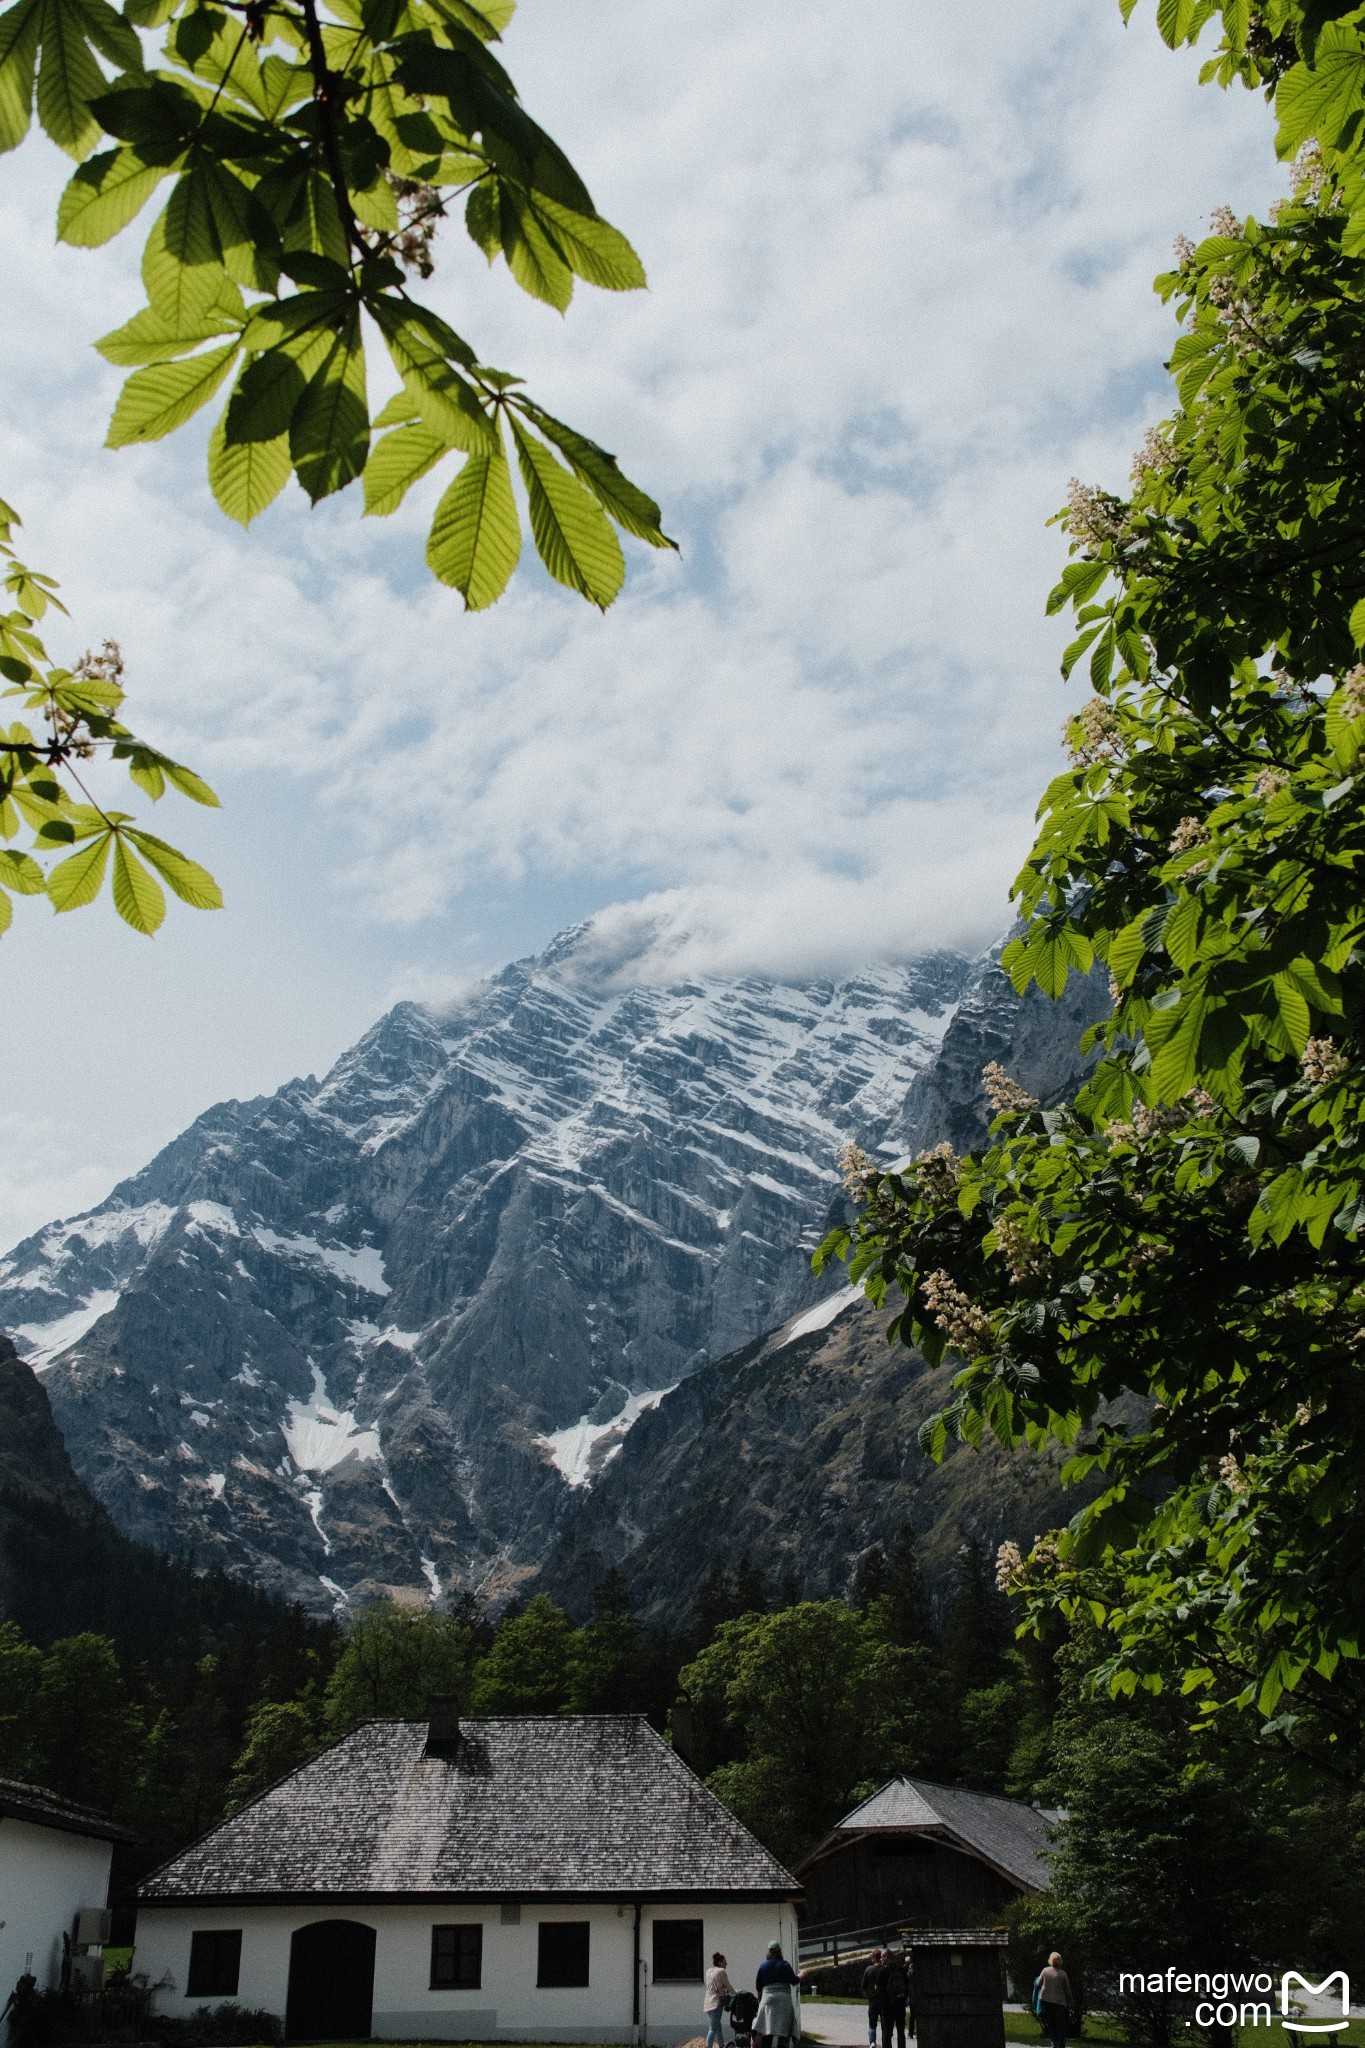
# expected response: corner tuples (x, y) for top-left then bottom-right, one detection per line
(1117, 1970), (1351, 2030)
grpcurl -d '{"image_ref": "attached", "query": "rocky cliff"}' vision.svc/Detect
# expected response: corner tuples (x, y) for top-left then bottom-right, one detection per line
(0, 919), (1107, 1616)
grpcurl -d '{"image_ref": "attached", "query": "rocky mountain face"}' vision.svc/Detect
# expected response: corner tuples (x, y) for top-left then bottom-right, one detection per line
(536, 1289), (1089, 1622)
(0, 920), (1107, 1617)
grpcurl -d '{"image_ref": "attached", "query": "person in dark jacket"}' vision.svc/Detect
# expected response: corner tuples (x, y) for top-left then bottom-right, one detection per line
(873, 1945), (911, 2048)
(861, 1950), (884, 2048)
(755, 1941), (801, 2048)
(1033, 1953), (1073, 2048)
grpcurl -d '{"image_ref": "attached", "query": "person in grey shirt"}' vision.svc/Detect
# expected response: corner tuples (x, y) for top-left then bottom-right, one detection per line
(1033, 1953), (1074, 2048)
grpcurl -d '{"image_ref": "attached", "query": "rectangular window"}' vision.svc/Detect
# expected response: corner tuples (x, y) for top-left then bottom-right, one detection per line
(431, 1925), (483, 1991)
(187, 1930), (242, 1999)
(537, 1921), (590, 1989)
(653, 1920), (705, 1984)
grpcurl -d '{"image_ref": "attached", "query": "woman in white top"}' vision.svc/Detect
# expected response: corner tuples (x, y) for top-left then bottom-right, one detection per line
(705, 1952), (735, 2048)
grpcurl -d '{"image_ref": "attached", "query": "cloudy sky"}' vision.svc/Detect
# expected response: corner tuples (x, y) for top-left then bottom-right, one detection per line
(0, 0), (1280, 1246)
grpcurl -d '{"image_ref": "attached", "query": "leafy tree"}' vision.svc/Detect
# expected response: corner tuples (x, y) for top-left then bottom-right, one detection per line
(0, 1622), (44, 1778)
(468, 1591), (570, 1712)
(0, 0), (671, 606)
(678, 1601), (919, 1866)
(0, 498), (220, 933)
(820, 1), (1365, 1749)
(225, 1696), (322, 1809)
(27, 1632), (146, 1811)
(1011, 1662), (1365, 2047)
(852, 1542), (889, 1610)
(323, 1598), (480, 1731)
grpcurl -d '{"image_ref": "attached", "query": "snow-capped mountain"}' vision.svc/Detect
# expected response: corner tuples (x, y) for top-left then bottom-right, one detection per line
(0, 921), (1004, 1611)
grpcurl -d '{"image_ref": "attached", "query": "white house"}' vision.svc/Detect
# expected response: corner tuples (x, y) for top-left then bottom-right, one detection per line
(0, 1775), (133, 1999)
(134, 1711), (801, 2044)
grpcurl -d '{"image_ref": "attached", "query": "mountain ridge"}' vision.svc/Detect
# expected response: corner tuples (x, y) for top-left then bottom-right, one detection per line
(0, 919), (1107, 1615)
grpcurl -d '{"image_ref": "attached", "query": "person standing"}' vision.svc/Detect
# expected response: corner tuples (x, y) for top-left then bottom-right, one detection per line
(1033, 1952), (1073, 2048)
(705, 1952), (735, 2048)
(755, 1940), (801, 2048)
(873, 1944), (910, 2048)
(861, 1950), (884, 2048)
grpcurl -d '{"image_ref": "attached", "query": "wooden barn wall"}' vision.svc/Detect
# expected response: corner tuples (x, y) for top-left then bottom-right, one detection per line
(800, 1835), (1017, 1933)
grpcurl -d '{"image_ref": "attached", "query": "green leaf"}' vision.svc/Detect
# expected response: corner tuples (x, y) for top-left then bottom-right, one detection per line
(35, 0), (106, 156)
(95, 297), (241, 367)
(0, 0), (43, 154)
(531, 192), (646, 291)
(58, 145), (174, 247)
(1150, 990), (1211, 1102)
(111, 834), (165, 932)
(425, 445), (520, 608)
(362, 421), (449, 516)
(1350, 596), (1365, 650)
(498, 183), (574, 309)
(289, 313), (370, 503)
(199, 156), (279, 292)
(126, 828), (222, 906)
(161, 760), (219, 807)
(1275, 23), (1365, 156)
(0, 846), (44, 893)
(105, 340), (239, 446)
(517, 399), (674, 547)
(142, 165), (224, 331)
(47, 828), (111, 912)
(224, 346), (310, 444)
(208, 408), (291, 525)
(510, 417), (624, 607)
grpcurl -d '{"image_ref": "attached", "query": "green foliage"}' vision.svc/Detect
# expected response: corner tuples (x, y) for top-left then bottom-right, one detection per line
(469, 1591), (571, 1712)
(1010, 1655), (1365, 2043)
(0, 495), (220, 935)
(225, 1696), (322, 1809)
(322, 1599), (481, 1731)
(819, 2), (1365, 1753)
(0, 0), (673, 602)
(679, 1600), (943, 1867)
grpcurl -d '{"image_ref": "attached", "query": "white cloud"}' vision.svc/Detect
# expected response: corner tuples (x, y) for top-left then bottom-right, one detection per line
(0, 0), (1283, 1243)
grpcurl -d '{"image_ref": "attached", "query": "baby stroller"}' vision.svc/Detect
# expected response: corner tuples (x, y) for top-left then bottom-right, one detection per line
(729, 1990), (759, 2048)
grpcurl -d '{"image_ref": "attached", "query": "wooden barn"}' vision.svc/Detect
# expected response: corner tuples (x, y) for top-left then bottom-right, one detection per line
(794, 1777), (1053, 1943)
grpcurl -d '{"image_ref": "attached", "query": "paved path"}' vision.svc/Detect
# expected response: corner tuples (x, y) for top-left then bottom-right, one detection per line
(802, 2002), (872, 2047)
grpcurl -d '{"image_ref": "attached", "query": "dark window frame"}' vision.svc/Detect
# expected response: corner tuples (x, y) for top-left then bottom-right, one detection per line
(187, 1930), (242, 1999)
(537, 1921), (590, 1989)
(430, 1924), (483, 1991)
(652, 1920), (705, 1985)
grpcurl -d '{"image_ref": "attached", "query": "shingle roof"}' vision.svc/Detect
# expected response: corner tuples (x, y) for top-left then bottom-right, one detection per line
(139, 1717), (797, 1904)
(0, 1773), (135, 1844)
(804, 1778), (1054, 1892)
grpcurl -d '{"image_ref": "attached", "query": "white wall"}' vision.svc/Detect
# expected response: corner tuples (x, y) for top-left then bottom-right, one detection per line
(0, 1819), (114, 1998)
(135, 1898), (798, 2044)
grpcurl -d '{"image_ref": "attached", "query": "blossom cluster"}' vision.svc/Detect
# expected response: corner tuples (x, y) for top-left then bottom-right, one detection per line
(982, 1061), (1038, 1115)
(1064, 476), (1127, 550)
(913, 1141), (960, 1207)
(991, 1212), (1051, 1287)
(1065, 695), (1125, 766)
(1302, 1037), (1349, 1089)
(920, 1269), (994, 1360)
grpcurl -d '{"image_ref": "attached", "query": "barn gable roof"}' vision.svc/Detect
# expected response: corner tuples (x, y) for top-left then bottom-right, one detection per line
(797, 1777), (1054, 1893)
(139, 1716), (797, 1904)
(0, 1773), (135, 1844)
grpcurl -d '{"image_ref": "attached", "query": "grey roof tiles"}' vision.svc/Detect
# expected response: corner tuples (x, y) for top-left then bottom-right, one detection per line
(0, 1773), (135, 1844)
(822, 1778), (1055, 1891)
(139, 1716), (797, 1903)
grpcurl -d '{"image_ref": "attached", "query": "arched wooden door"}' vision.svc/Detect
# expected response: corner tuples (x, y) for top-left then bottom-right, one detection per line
(285, 1919), (377, 2042)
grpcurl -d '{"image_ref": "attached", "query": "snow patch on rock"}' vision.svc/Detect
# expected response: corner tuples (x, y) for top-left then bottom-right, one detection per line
(282, 1364), (381, 1472)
